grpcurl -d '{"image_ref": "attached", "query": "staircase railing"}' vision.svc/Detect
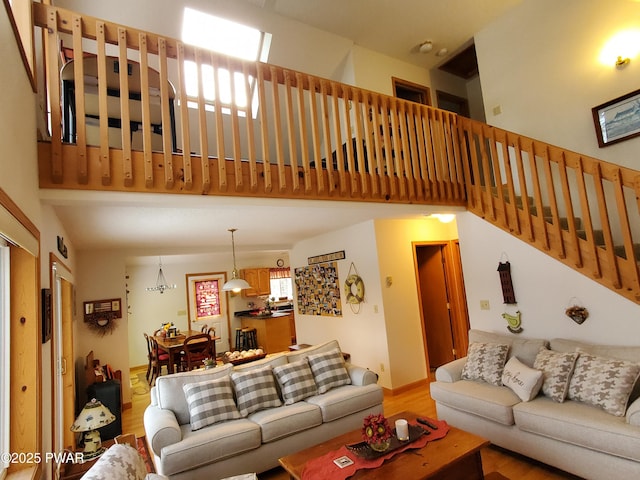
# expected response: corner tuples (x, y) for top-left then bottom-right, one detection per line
(458, 117), (640, 304)
(33, 3), (640, 303)
(34, 3), (465, 206)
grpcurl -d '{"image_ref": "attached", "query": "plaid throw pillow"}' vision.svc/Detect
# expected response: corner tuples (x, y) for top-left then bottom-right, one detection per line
(568, 351), (640, 416)
(231, 365), (282, 417)
(306, 348), (351, 394)
(533, 347), (578, 402)
(273, 357), (317, 405)
(461, 342), (509, 386)
(183, 376), (241, 431)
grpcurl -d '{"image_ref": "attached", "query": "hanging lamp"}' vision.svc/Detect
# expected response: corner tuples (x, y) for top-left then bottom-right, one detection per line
(222, 228), (251, 293)
(146, 257), (176, 294)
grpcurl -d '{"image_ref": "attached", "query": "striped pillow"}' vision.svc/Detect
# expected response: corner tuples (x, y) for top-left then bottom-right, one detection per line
(273, 358), (317, 405)
(183, 376), (241, 431)
(231, 365), (282, 416)
(306, 348), (351, 394)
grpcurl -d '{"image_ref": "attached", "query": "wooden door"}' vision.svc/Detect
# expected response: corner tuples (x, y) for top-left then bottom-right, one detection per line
(416, 245), (455, 368)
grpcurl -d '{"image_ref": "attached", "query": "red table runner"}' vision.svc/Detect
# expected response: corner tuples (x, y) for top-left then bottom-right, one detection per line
(301, 418), (449, 480)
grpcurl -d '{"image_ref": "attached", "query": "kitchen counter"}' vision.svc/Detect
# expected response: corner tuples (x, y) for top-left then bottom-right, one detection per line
(237, 311), (296, 353)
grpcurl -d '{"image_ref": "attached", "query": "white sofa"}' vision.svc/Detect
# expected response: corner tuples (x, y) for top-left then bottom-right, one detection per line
(430, 329), (640, 480)
(80, 443), (167, 480)
(144, 340), (383, 479)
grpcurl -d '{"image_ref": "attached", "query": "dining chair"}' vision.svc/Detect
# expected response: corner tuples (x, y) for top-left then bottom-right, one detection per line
(148, 334), (171, 385)
(206, 327), (217, 360)
(181, 333), (213, 371)
(143, 333), (153, 382)
(200, 324), (209, 333)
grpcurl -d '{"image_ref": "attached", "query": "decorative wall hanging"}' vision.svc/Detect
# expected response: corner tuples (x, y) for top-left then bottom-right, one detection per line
(83, 298), (122, 336)
(497, 256), (516, 304)
(294, 262), (342, 316)
(308, 250), (345, 265)
(502, 310), (523, 334)
(344, 262), (365, 314)
(41, 288), (52, 344)
(565, 298), (589, 325)
(591, 88), (640, 147)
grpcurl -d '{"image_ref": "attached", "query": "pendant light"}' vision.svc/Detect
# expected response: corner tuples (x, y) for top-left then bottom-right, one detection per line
(146, 257), (176, 294)
(222, 228), (251, 293)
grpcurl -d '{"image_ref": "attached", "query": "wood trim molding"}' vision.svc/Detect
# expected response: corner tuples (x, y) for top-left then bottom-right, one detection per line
(2, 0), (36, 92)
(0, 187), (40, 243)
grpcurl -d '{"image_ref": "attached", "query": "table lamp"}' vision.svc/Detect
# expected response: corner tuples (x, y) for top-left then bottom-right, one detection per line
(70, 398), (116, 459)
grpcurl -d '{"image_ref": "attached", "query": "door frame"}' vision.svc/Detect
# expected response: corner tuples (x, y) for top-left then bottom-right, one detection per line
(413, 240), (470, 374)
(50, 254), (75, 457)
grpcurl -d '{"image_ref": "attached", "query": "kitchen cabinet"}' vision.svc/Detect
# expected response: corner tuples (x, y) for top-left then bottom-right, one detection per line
(241, 268), (271, 297)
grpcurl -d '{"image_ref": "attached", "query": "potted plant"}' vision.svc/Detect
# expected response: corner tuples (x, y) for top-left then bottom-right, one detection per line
(202, 358), (216, 369)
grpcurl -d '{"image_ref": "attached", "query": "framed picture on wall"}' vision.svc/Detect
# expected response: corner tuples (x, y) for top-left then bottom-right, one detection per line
(41, 288), (52, 343)
(592, 88), (640, 147)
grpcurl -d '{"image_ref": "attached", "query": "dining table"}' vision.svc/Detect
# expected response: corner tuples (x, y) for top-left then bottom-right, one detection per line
(154, 329), (220, 374)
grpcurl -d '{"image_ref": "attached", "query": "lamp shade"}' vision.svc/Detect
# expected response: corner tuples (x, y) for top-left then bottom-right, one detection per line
(70, 398), (116, 433)
(222, 274), (251, 293)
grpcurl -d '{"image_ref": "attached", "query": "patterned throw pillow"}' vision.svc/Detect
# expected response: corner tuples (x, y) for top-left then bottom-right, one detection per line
(231, 365), (282, 417)
(183, 376), (241, 431)
(306, 348), (352, 394)
(533, 347), (578, 402)
(273, 357), (318, 405)
(461, 342), (509, 386)
(501, 356), (544, 401)
(568, 351), (640, 416)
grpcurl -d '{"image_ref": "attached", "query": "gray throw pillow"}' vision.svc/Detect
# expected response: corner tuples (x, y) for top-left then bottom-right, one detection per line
(533, 347), (578, 403)
(231, 365), (282, 416)
(306, 348), (351, 394)
(461, 342), (509, 386)
(183, 376), (241, 431)
(273, 357), (317, 405)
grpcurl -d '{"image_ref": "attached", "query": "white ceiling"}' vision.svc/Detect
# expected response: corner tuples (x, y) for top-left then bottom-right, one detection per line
(43, 190), (459, 253)
(246, 0), (521, 68)
(44, 1), (520, 254)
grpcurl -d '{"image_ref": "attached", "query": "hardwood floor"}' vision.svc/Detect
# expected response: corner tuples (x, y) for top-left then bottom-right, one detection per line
(123, 367), (581, 479)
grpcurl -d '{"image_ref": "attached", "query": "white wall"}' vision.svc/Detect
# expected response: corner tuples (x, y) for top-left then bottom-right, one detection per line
(476, 0), (640, 168)
(457, 212), (640, 343)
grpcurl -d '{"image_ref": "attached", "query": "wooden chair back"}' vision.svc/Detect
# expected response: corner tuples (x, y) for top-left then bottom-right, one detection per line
(182, 333), (213, 370)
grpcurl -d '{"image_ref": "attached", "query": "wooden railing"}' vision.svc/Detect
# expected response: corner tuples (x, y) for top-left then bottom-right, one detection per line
(34, 3), (640, 303)
(34, 3), (465, 206)
(458, 117), (640, 303)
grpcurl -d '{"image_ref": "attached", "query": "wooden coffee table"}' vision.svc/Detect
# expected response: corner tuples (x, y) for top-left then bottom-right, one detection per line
(279, 411), (489, 479)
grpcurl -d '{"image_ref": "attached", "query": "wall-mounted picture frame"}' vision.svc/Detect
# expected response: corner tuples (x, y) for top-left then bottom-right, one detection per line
(592, 88), (640, 147)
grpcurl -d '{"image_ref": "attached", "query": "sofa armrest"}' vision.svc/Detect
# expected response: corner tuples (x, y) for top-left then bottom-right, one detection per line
(143, 405), (182, 457)
(434, 357), (467, 383)
(626, 396), (640, 426)
(82, 444), (148, 480)
(346, 364), (378, 386)
(150, 386), (158, 406)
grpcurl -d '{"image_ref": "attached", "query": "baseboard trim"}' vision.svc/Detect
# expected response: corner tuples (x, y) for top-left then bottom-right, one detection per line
(383, 378), (430, 396)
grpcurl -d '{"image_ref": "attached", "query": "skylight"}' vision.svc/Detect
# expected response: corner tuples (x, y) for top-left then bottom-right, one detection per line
(181, 8), (271, 115)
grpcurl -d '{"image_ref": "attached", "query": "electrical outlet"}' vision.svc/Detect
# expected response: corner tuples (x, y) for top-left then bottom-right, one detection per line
(373, 305), (379, 313)
(480, 300), (490, 310)
(379, 363), (385, 372)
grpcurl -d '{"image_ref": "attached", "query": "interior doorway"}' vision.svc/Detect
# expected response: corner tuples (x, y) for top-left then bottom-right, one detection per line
(414, 241), (470, 371)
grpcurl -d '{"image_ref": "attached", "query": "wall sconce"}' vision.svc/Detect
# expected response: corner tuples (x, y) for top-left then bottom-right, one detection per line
(429, 213), (456, 223)
(615, 55), (630, 68)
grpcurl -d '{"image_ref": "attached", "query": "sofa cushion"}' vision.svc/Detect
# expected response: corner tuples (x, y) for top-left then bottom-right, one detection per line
(273, 357), (317, 405)
(231, 365), (282, 417)
(155, 363), (234, 425)
(469, 329), (547, 367)
(430, 379), (520, 425)
(461, 342), (509, 386)
(514, 396), (640, 463)
(182, 376), (241, 430)
(567, 351), (640, 417)
(501, 356), (544, 402)
(249, 401), (322, 442)
(307, 348), (352, 394)
(305, 383), (384, 422)
(533, 347), (578, 403)
(161, 420), (260, 476)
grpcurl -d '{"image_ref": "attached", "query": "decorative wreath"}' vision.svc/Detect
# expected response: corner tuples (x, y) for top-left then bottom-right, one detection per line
(85, 312), (119, 336)
(565, 305), (589, 325)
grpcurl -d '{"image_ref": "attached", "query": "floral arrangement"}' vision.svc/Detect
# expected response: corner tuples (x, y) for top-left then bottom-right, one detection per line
(202, 358), (215, 368)
(361, 413), (392, 445)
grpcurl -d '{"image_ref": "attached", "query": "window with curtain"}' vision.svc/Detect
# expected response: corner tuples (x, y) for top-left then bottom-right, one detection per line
(269, 267), (292, 300)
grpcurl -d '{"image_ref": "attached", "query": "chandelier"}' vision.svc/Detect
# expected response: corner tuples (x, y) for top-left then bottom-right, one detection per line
(146, 257), (176, 294)
(222, 228), (251, 293)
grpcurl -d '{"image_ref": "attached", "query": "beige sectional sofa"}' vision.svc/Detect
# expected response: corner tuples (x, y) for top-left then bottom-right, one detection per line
(430, 329), (640, 480)
(144, 340), (383, 479)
